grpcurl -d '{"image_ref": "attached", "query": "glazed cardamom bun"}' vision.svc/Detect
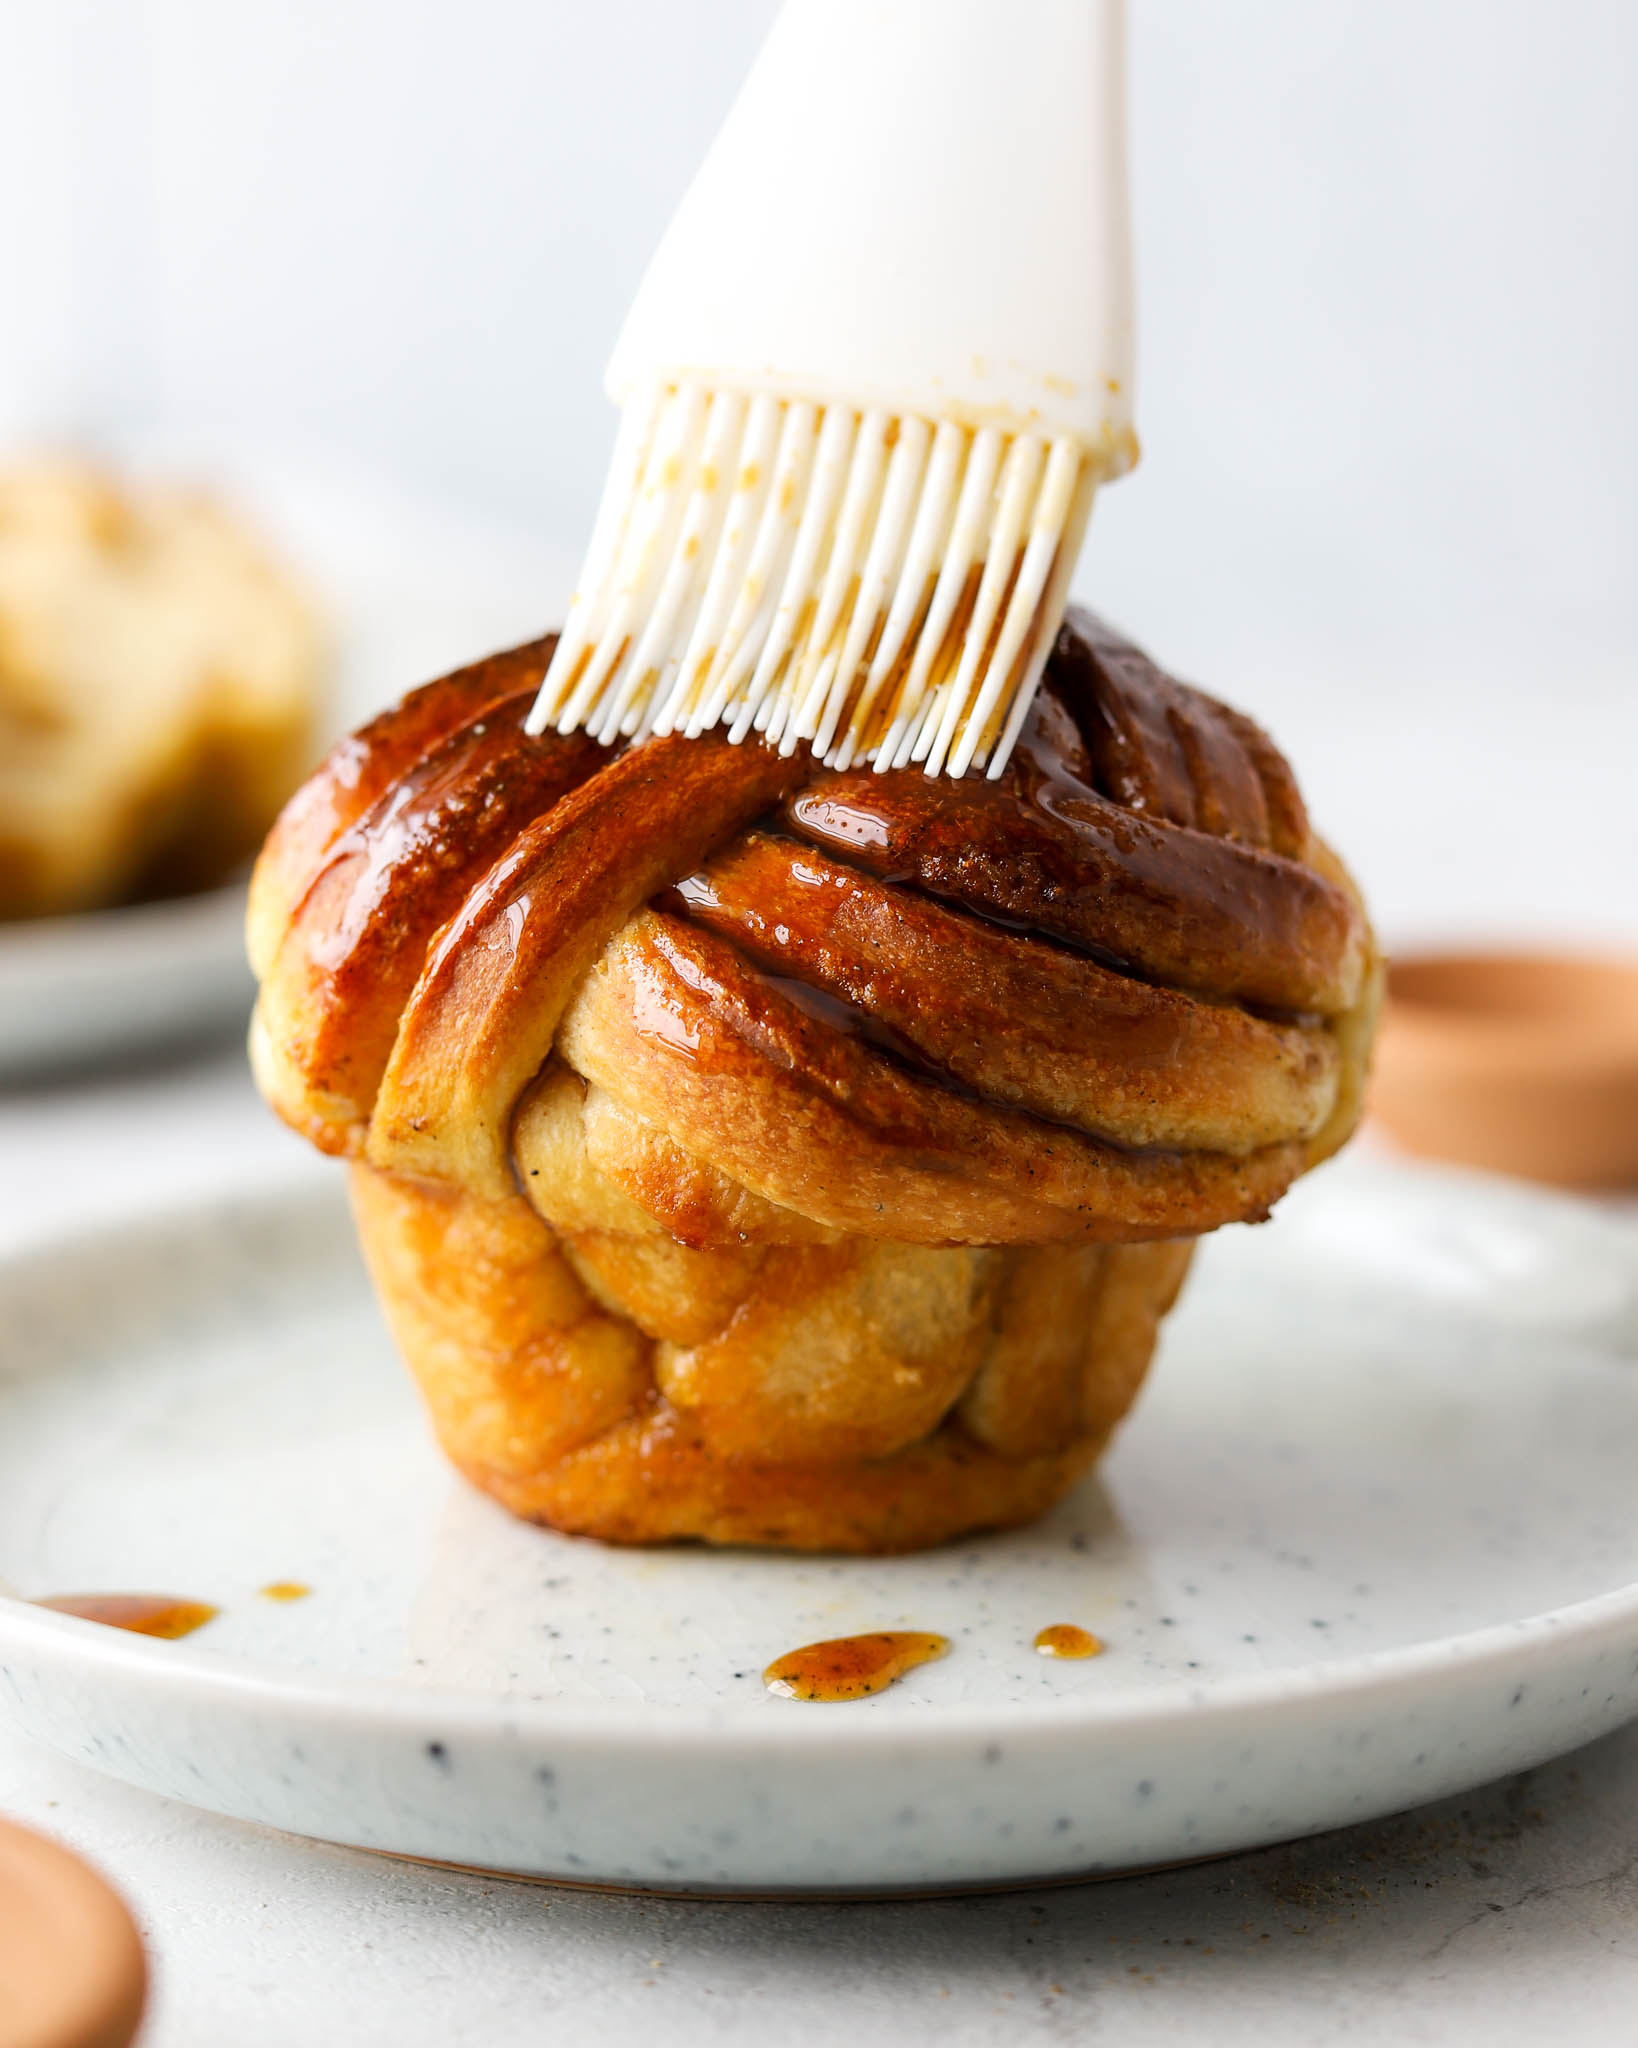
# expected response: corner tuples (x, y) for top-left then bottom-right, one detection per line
(248, 610), (1379, 1552)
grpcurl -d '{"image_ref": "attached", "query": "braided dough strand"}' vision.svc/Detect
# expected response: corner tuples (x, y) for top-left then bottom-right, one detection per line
(250, 609), (1377, 1550)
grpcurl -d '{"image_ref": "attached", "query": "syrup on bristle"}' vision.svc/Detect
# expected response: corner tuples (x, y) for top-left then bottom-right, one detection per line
(527, 381), (1119, 780)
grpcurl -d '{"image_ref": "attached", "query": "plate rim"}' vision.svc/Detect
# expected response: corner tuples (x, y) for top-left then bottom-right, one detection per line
(1, 1159), (1637, 1760)
(2, 1568), (1637, 1760)
(0, 877), (248, 973)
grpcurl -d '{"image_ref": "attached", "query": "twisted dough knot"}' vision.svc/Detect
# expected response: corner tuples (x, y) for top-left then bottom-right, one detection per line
(248, 610), (1378, 1550)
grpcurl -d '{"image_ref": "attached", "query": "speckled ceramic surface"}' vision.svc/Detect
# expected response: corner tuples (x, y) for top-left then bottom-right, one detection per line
(0, 1155), (1634, 1894)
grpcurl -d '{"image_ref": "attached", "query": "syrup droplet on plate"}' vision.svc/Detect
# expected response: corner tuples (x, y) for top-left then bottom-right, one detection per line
(764, 1631), (949, 1702)
(260, 1581), (312, 1603)
(35, 1594), (218, 1640)
(1033, 1623), (1103, 1659)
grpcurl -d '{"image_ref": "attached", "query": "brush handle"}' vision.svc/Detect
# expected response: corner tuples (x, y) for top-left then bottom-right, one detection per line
(607, 0), (1135, 468)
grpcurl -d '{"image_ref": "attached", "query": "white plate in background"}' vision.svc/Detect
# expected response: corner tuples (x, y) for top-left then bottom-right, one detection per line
(0, 1154), (1634, 1895)
(0, 883), (255, 1080)
(0, 464), (578, 1081)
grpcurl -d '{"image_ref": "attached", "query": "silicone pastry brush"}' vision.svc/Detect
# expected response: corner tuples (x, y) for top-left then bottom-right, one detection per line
(528, 0), (1134, 779)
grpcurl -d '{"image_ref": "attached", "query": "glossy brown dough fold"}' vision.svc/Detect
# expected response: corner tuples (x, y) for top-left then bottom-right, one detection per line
(250, 607), (1380, 1552)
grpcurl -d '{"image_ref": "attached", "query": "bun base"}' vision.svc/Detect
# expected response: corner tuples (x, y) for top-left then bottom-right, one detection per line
(350, 1162), (1192, 1554)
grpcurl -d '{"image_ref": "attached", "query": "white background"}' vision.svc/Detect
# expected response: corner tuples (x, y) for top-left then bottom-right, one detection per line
(3, 0), (1636, 937)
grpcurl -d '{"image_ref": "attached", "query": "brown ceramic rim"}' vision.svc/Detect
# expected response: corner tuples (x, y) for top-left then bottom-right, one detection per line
(0, 1818), (146, 2048)
(1372, 948), (1638, 1186)
(1383, 953), (1638, 1067)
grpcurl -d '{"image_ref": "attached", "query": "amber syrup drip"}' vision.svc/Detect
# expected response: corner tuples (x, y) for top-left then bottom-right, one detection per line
(36, 1594), (218, 1640)
(763, 1630), (949, 1702)
(259, 1582), (312, 1603)
(1033, 1623), (1103, 1660)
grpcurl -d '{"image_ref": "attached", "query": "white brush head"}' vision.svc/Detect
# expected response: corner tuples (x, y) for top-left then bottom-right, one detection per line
(531, 0), (1135, 777)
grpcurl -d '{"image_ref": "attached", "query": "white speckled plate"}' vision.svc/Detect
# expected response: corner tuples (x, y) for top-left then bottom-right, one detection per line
(0, 1155), (1635, 1895)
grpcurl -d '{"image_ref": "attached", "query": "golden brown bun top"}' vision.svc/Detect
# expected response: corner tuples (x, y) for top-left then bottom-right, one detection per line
(249, 610), (1376, 1249)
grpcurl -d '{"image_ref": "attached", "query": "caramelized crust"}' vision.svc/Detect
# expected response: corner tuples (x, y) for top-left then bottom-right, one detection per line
(553, 909), (1307, 1246)
(670, 832), (1339, 1154)
(252, 608), (1380, 1551)
(788, 691), (1366, 1016)
(367, 734), (804, 1197)
(246, 636), (557, 978)
(1056, 611), (1309, 853)
(253, 691), (605, 1153)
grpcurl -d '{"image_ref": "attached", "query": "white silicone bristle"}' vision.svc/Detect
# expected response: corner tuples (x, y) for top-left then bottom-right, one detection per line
(526, 382), (1099, 778)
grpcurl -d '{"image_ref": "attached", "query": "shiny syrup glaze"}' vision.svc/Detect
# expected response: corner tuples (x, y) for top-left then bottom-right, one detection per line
(781, 611), (1365, 1018)
(1033, 1623), (1103, 1660)
(309, 698), (607, 976)
(764, 1631), (950, 1702)
(259, 637), (562, 928)
(269, 699), (612, 1139)
(1057, 610), (1299, 849)
(316, 637), (559, 813)
(626, 908), (1315, 1239)
(637, 909), (911, 1077)
(666, 832), (1208, 1088)
(35, 1594), (218, 1640)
